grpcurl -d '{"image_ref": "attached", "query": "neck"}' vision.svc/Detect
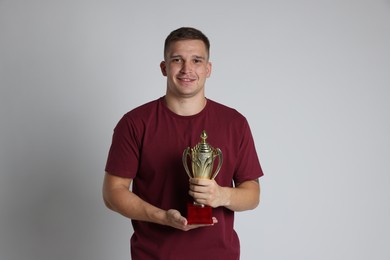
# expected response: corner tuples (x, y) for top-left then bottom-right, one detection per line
(164, 94), (207, 116)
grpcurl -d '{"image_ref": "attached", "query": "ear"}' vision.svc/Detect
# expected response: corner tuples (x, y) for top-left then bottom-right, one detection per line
(160, 61), (167, 76)
(206, 62), (212, 78)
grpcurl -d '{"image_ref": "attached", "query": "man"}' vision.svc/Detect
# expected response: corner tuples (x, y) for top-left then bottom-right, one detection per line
(103, 27), (263, 259)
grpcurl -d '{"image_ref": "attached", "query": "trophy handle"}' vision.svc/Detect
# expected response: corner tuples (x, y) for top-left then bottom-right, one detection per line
(211, 148), (223, 180)
(182, 147), (192, 178)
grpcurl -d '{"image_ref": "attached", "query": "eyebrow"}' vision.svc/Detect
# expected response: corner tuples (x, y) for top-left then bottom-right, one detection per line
(169, 55), (182, 59)
(169, 54), (206, 60)
(193, 55), (206, 60)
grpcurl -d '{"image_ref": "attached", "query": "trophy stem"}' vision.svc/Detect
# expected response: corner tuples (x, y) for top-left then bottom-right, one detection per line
(193, 201), (205, 208)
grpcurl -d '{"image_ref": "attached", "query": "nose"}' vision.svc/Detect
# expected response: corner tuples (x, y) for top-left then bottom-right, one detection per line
(180, 60), (192, 74)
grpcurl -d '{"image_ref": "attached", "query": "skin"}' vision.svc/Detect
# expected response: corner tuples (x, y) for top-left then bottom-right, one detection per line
(103, 39), (260, 231)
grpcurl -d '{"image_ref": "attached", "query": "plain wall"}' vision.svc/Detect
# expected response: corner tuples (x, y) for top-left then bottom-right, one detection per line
(1, 0), (389, 259)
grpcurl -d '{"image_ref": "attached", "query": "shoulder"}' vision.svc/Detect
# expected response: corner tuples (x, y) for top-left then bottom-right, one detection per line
(207, 99), (247, 122)
(114, 97), (162, 132)
(123, 97), (161, 119)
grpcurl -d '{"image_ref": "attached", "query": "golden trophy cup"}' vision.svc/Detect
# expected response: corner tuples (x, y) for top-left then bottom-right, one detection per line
(182, 130), (223, 224)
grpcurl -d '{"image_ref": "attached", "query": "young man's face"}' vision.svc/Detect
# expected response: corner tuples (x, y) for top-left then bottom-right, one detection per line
(161, 39), (212, 99)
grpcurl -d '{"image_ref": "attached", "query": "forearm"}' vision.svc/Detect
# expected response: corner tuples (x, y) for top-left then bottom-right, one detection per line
(103, 178), (167, 225)
(221, 180), (260, 212)
(106, 189), (166, 223)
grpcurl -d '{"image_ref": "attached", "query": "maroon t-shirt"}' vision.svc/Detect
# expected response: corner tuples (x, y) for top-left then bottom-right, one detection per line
(105, 97), (263, 260)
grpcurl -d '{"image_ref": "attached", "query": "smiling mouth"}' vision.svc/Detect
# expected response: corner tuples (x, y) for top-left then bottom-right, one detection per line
(178, 77), (196, 82)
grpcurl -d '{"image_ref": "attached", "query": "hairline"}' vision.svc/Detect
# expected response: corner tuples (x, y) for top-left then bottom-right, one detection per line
(164, 39), (209, 61)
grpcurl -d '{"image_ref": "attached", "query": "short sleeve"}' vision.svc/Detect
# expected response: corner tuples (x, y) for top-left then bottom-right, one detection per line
(233, 120), (264, 184)
(105, 114), (141, 178)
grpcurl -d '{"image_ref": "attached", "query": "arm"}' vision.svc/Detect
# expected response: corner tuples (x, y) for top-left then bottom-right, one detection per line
(189, 178), (260, 212)
(102, 172), (217, 230)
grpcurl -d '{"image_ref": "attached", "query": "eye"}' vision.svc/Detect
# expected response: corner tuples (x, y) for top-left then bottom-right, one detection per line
(193, 59), (202, 64)
(172, 58), (183, 63)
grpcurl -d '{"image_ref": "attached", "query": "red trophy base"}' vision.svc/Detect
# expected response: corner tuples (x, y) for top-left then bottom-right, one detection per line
(187, 202), (213, 225)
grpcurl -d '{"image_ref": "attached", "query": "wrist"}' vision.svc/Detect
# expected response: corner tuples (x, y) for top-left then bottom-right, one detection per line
(148, 208), (167, 225)
(220, 186), (232, 208)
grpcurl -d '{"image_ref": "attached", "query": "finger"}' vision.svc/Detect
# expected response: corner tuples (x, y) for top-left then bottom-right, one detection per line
(187, 218), (218, 229)
(187, 223), (214, 229)
(167, 210), (189, 229)
(168, 210), (185, 223)
(179, 217), (188, 226)
(167, 209), (179, 219)
(189, 178), (209, 186)
(189, 184), (208, 193)
(189, 190), (210, 202)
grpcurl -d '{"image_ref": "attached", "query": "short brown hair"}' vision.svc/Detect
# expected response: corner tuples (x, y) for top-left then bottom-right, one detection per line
(164, 27), (210, 59)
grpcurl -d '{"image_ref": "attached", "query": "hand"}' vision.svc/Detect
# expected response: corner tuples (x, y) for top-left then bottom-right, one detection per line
(188, 178), (228, 208)
(165, 209), (218, 231)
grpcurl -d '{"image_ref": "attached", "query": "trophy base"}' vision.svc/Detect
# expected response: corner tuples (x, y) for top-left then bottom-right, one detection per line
(187, 202), (213, 225)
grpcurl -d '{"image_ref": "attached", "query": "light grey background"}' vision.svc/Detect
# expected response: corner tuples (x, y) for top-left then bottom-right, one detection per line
(1, 0), (389, 259)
